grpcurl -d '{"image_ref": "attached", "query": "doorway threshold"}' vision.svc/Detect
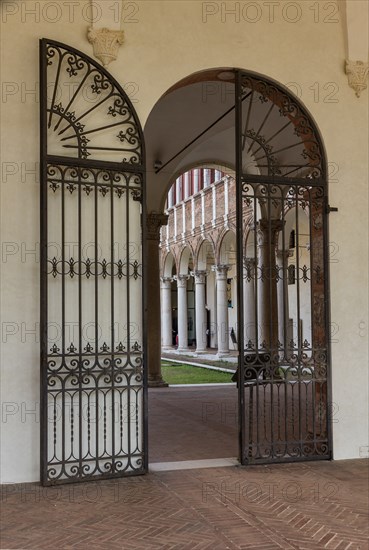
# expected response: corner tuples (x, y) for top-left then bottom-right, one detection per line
(149, 457), (239, 472)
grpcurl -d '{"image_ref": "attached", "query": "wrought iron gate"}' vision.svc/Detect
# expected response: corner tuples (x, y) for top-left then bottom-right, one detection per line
(40, 39), (146, 484)
(235, 71), (331, 463)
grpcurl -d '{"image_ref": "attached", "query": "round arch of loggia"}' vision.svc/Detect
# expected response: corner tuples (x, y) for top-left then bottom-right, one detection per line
(146, 66), (331, 467)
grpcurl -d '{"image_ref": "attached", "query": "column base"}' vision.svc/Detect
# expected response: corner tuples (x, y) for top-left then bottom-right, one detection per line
(177, 347), (189, 354)
(195, 349), (207, 355)
(148, 374), (169, 388)
(217, 351), (230, 359)
(162, 345), (175, 351)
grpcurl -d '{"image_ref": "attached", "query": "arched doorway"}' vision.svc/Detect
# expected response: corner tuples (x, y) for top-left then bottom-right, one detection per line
(145, 68), (331, 465)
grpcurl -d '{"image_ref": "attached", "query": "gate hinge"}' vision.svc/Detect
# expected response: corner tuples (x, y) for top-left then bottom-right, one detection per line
(326, 205), (338, 214)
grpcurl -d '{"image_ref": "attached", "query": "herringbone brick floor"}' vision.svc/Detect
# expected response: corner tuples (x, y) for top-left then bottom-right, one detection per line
(1, 386), (368, 549)
(1, 460), (368, 549)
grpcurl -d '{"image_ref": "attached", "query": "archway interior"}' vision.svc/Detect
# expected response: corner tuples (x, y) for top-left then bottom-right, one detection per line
(145, 68), (324, 212)
(146, 68), (329, 466)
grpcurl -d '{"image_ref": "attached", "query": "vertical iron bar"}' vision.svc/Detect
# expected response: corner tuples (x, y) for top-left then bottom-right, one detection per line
(267, 183), (274, 459)
(281, 189), (287, 360)
(253, 189), (259, 460)
(110, 171), (116, 472)
(281, 188), (288, 455)
(141, 157), (148, 471)
(40, 39), (48, 485)
(94, 171), (99, 474)
(308, 188), (316, 443)
(78, 166), (83, 477)
(295, 189), (302, 454)
(324, 190), (333, 457)
(61, 169), (66, 474)
(126, 177), (132, 467)
(235, 70), (246, 465)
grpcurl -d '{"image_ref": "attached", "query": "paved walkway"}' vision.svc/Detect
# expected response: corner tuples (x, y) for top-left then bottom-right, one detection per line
(149, 385), (238, 462)
(1, 386), (368, 549)
(162, 349), (239, 368)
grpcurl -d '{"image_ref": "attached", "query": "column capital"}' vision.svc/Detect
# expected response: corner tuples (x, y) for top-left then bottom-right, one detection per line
(191, 270), (207, 284)
(276, 249), (293, 260)
(257, 218), (284, 232)
(174, 274), (189, 288)
(212, 264), (230, 279)
(146, 212), (169, 241)
(160, 276), (173, 288)
(256, 219), (284, 246)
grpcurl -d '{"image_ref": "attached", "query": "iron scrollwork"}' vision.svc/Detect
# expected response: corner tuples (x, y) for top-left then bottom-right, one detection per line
(236, 70), (330, 465)
(40, 39), (146, 485)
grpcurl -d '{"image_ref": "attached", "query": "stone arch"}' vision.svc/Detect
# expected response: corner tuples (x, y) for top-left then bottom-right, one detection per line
(196, 238), (216, 271)
(178, 245), (194, 275)
(162, 251), (176, 278)
(217, 228), (237, 265)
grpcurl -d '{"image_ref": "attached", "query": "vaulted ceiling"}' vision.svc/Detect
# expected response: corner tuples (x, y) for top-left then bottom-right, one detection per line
(144, 68), (326, 212)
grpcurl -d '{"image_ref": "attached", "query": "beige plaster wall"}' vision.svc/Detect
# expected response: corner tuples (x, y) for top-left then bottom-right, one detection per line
(0, 0), (368, 482)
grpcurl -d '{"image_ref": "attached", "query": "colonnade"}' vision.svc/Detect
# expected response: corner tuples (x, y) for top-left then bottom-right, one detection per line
(241, 222), (294, 358)
(161, 225), (296, 359)
(161, 264), (232, 357)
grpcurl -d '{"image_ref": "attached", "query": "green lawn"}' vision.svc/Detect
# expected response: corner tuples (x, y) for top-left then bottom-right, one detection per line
(161, 362), (233, 384)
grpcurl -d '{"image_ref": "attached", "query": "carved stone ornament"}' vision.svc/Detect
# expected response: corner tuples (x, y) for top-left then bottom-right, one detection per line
(345, 60), (369, 98)
(146, 213), (169, 241)
(87, 27), (125, 66)
(211, 264), (230, 280)
(191, 270), (207, 284)
(173, 274), (190, 288)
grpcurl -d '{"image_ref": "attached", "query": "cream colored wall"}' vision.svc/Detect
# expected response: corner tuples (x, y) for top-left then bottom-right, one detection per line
(1, 0), (368, 482)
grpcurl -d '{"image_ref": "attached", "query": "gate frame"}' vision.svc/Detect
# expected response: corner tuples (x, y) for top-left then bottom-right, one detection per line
(234, 68), (332, 465)
(39, 38), (148, 485)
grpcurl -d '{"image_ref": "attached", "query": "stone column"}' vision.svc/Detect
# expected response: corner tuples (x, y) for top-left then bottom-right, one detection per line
(276, 249), (292, 358)
(184, 172), (190, 199)
(256, 219), (283, 355)
(146, 212), (169, 387)
(243, 258), (256, 351)
(175, 177), (181, 202)
(193, 169), (200, 193)
(192, 270), (207, 353)
(161, 277), (173, 350)
(213, 265), (230, 357)
(168, 186), (174, 208)
(176, 275), (189, 352)
(203, 168), (211, 188)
